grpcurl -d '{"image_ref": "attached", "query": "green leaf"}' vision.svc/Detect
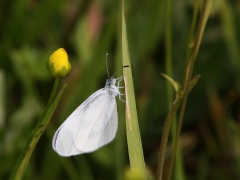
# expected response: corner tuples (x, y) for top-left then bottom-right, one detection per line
(122, 0), (147, 179)
(161, 73), (181, 93)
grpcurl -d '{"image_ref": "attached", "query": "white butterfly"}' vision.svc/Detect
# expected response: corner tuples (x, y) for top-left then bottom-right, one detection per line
(52, 66), (128, 157)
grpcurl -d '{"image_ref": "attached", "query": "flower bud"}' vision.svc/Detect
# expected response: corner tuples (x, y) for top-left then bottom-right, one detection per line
(47, 48), (71, 77)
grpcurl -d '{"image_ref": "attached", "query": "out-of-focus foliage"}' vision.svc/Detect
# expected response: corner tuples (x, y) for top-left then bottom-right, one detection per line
(1, 0), (240, 179)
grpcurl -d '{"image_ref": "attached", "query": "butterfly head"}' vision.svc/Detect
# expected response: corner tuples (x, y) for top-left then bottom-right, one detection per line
(105, 77), (116, 88)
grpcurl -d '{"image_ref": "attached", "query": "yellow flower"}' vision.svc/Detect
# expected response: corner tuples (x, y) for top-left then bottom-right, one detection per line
(47, 48), (71, 77)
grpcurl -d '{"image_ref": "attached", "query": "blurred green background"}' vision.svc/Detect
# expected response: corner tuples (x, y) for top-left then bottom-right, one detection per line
(1, 0), (240, 179)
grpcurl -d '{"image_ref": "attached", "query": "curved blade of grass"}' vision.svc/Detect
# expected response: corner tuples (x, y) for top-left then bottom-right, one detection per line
(9, 83), (66, 180)
(122, 0), (146, 178)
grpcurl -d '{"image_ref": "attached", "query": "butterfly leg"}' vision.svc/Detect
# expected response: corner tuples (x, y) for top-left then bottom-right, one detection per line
(117, 76), (125, 88)
(118, 93), (126, 103)
(116, 76), (126, 102)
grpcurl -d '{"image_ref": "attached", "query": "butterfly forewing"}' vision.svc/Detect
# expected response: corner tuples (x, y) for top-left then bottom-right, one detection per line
(73, 91), (118, 152)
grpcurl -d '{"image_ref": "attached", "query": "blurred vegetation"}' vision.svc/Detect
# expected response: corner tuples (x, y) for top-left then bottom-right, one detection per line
(1, 0), (240, 179)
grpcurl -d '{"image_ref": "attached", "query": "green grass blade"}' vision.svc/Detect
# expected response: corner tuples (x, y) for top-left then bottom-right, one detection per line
(219, 0), (240, 68)
(122, 0), (147, 179)
(9, 84), (66, 180)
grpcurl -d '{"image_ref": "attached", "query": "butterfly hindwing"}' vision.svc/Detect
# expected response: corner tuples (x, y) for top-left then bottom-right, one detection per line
(52, 89), (108, 156)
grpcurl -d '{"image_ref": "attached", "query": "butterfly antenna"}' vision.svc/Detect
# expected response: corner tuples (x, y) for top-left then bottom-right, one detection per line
(112, 65), (129, 77)
(106, 53), (110, 78)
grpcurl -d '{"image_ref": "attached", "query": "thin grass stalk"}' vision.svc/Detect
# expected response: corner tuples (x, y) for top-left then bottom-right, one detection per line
(173, 3), (200, 179)
(184, 0), (200, 68)
(166, 1), (215, 180)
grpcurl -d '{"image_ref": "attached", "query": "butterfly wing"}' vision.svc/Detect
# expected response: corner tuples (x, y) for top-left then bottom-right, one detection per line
(72, 91), (118, 152)
(52, 89), (107, 156)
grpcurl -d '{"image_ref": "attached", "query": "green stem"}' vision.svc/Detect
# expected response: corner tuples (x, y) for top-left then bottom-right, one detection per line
(46, 77), (60, 109)
(9, 78), (64, 180)
(156, 96), (183, 180)
(184, 0), (200, 68)
(166, 1), (215, 180)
